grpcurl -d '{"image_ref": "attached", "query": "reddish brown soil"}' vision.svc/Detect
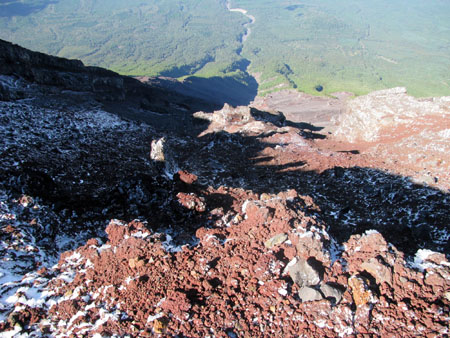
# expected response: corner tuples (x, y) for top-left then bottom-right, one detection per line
(1, 88), (449, 337)
(29, 186), (449, 337)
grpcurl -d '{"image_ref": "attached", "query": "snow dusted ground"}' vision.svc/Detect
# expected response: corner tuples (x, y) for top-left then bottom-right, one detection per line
(0, 98), (155, 334)
(0, 87), (449, 336)
(0, 189), (105, 335)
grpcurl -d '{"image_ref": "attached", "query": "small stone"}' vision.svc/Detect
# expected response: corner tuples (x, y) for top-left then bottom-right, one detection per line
(399, 276), (408, 283)
(320, 283), (344, 305)
(298, 286), (323, 302)
(264, 233), (288, 249)
(3, 225), (16, 233)
(150, 138), (166, 162)
(37, 267), (48, 276)
(176, 170), (198, 184)
(8, 313), (21, 328)
(348, 275), (373, 307)
(19, 195), (33, 207)
(128, 258), (145, 269)
(444, 291), (450, 302)
(39, 323), (51, 334)
(153, 317), (169, 334)
(260, 193), (271, 201)
(288, 258), (321, 287)
(235, 322), (243, 331)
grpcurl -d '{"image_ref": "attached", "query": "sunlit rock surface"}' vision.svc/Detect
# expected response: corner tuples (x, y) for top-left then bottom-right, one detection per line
(332, 88), (450, 187)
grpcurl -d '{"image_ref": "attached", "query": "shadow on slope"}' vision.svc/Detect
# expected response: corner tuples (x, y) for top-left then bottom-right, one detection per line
(250, 107), (326, 139)
(1, 79), (447, 258)
(143, 72), (258, 108)
(1, 38), (447, 259)
(165, 115), (450, 258)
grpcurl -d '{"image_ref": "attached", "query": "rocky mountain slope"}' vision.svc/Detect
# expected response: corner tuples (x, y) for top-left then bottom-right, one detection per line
(0, 40), (449, 337)
(332, 87), (450, 188)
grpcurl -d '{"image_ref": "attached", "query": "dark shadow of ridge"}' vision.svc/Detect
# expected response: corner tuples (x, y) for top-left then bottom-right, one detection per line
(164, 110), (450, 258)
(121, 83), (449, 258)
(144, 73), (258, 107)
(250, 108), (326, 139)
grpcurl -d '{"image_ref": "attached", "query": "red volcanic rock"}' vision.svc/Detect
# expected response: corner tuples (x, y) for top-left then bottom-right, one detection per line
(49, 299), (83, 321)
(290, 231), (330, 265)
(334, 88), (450, 144)
(18, 182), (438, 337)
(2, 85), (449, 337)
(343, 231), (397, 283)
(331, 87), (450, 187)
(176, 170), (198, 184)
(104, 219), (132, 245)
(176, 192), (206, 212)
(7, 185), (448, 337)
(160, 291), (191, 317)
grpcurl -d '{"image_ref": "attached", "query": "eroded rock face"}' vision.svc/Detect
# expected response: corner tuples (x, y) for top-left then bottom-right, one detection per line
(194, 103), (289, 136)
(334, 87), (450, 143)
(332, 87), (450, 187)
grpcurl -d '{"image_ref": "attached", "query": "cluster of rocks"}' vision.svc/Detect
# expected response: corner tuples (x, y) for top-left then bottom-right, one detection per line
(2, 177), (448, 336)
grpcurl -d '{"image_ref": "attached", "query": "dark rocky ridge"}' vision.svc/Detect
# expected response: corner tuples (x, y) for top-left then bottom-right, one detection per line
(0, 38), (217, 131)
(0, 40), (449, 337)
(0, 39), (123, 100)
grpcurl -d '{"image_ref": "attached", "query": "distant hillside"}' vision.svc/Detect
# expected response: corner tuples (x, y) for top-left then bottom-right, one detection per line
(0, 0), (449, 97)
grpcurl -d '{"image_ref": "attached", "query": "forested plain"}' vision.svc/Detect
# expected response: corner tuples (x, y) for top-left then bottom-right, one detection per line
(0, 0), (449, 97)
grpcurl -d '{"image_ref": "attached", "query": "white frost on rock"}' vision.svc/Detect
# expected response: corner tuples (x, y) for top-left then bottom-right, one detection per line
(411, 249), (450, 271)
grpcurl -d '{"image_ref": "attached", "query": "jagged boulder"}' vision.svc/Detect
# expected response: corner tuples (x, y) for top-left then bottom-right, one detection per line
(194, 103), (289, 136)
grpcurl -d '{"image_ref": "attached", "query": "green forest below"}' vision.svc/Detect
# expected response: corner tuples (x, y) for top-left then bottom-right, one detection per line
(0, 0), (449, 97)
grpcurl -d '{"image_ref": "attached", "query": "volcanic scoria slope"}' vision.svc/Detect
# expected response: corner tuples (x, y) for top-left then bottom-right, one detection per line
(0, 40), (449, 337)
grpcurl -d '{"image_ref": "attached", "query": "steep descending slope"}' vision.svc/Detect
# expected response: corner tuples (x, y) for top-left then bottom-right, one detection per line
(0, 42), (449, 337)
